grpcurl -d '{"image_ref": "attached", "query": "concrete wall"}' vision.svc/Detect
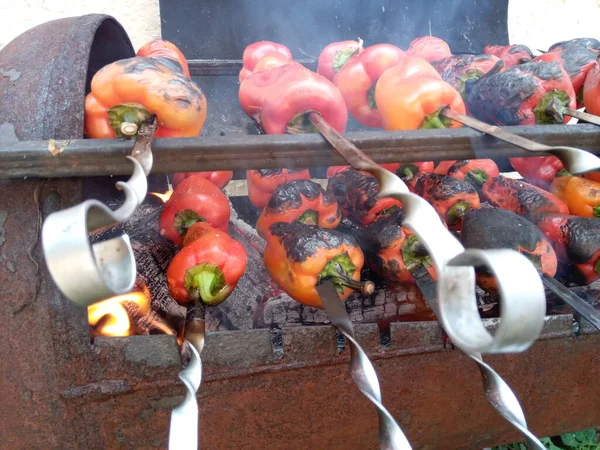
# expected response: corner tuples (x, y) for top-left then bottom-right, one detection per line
(0, 1), (599, 54)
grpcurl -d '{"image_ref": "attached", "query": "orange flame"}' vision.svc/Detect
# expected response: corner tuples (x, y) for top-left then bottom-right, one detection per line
(149, 189), (174, 203)
(88, 292), (150, 337)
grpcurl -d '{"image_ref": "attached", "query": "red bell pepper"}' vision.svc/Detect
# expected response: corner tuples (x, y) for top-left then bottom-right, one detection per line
(325, 163), (407, 179)
(533, 46), (597, 108)
(461, 208), (557, 292)
(159, 175), (230, 244)
(532, 213), (600, 284)
(256, 180), (341, 237)
(375, 56), (466, 130)
(407, 36), (452, 62)
(317, 39), (364, 81)
(333, 44), (405, 128)
(172, 171), (233, 190)
(167, 222), (247, 306)
(246, 168), (311, 209)
(412, 173), (481, 230)
(583, 62), (600, 116)
(508, 156), (564, 189)
(385, 161), (435, 183)
(445, 160), (500, 189)
(136, 39), (191, 78)
(482, 176), (569, 217)
(433, 160), (457, 175)
(548, 37), (600, 53)
(466, 61), (576, 126)
(483, 44), (534, 68)
(327, 167), (402, 226)
(431, 54), (502, 101)
(356, 208), (437, 284)
(239, 41), (293, 82)
(239, 62), (348, 134)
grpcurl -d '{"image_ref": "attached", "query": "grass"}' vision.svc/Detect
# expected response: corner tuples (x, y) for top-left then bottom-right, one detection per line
(492, 429), (600, 450)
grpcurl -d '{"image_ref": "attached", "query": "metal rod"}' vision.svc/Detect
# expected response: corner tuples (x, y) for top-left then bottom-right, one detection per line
(565, 108), (600, 127)
(542, 274), (600, 331)
(188, 58), (316, 76)
(2, 124), (600, 179)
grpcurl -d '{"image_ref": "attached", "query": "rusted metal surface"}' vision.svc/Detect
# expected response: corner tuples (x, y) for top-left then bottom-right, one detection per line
(0, 14), (134, 141)
(2, 124), (600, 179)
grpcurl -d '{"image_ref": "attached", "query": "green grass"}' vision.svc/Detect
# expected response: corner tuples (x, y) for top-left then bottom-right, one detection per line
(492, 429), (599, 450)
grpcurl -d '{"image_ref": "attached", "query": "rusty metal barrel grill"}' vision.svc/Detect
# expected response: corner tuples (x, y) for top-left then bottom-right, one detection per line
(0, 13), (599, 450)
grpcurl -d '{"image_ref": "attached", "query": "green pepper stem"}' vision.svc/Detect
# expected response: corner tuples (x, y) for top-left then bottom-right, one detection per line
(593, 204), (600, 218)
(557, 168), (571, 177)
(465, 169), (488, 187)
(420, 107), (453, 129)
(184, 263), (231, 306)
(523, 252), (543, 273)
(107, 103), (153, 138)
(534, 89), (571, 124)
(446, 200), (473, 226)
(367, 82), (378, 110)
(297, 209), (319, 225)
(173, 210), (207, 238)
(396, 163), (419, 181)
(286, 113), (318, 134)
(319, 253), (375, 295)
(595, 258), (600, 276)
(402, 234), (433, 271)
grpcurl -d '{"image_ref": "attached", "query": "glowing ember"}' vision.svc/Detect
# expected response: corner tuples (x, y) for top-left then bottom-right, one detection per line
(149, 189), (174, 203)
(88, 292), (150, 337)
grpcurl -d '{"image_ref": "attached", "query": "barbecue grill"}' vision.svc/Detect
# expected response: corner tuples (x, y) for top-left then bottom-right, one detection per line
(0, 12), (599, 450)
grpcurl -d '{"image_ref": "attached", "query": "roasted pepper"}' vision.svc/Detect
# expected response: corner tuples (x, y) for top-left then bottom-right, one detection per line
(325, 163), (401, 179)
(327, 167), (402, 226)
(548, 37), (600, 53)
(264, 222), (374, 308)
(412, 172), (480, 230)
(583, 62), (600, 116)
(431, 54), (502, 101)
(407, 36), (452, 62)
(508, 156), (565, 189)
(333, 44), (405, 128)
(563, 176), (600, 218)
(172, 171), (233, 190)
(532, 213), (600, 284)
(317, 39), (364, 81)
(239, 62), (348, 134)
(375, 56), (466, 130)
(433, 160), (458, 175)
(239, 41), (293, 82)
(389, 161), (435, 183)
(549, 173), (573, 200)
(136, 39), (191, 78)
(466, 61), (576, 126)
(246, 169), (311, 209)
(167, 222), (247, 305)
(356, 209), (437, 284)
(483, 44), (534, 67)
(84, 57), (207, 138)
(441, 159), (500, 189)
(159, 175), (230, 244)
(533, 44), (597, 107)
(461, 207), (557, 292)
(482, 176), (569, 217)
(256, 180), (341, 238)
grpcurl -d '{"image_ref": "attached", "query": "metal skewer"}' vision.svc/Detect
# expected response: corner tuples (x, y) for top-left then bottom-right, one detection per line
(542, 274), (600, 331)
(564, 107), (600, 127)
(316, 280), (411, 450)
(42, 119), (157, 307)
(441, 107), (600, 175)
(307, 111), (547, 446)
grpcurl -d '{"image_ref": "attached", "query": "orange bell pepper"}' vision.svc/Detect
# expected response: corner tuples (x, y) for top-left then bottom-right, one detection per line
(246, 169), (311, 209)
(256, 180), (341, 238)
(84, 57), (207, 138)
(375, 56), (466, 130)
(563, 176), (600, 218)
(333, 44), (405, 128)
(264, 222), (373, 308)
(136, 39), (191, 78)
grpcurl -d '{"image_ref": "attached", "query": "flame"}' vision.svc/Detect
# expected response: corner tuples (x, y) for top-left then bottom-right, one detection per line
(149, 188), (174, 203)
(88, 292), (150, 337)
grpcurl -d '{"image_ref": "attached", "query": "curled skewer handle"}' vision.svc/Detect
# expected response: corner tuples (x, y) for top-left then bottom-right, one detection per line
(441, 108), (600, 174)
(317, 281), (412, 450)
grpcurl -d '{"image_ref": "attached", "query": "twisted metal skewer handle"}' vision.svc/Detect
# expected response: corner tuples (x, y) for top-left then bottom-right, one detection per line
(169, 342), (202, 450)
(317, 281), (412, 450)
(469, 353), (546, 450)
